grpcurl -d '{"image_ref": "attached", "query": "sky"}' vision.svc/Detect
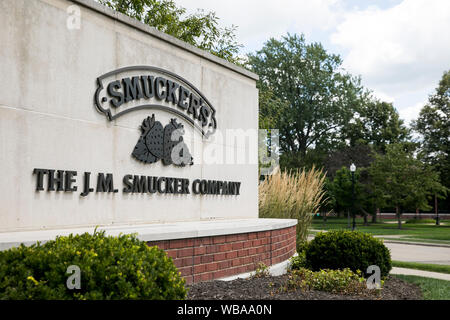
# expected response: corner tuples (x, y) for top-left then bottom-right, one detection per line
(174, 0), (450, 126)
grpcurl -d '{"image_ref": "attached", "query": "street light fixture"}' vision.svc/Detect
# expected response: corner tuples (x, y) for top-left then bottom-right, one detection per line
(435, 194), (440, 226)
(350, 163), (356, 231)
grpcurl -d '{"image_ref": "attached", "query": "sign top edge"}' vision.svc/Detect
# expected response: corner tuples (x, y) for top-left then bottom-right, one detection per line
(70, 0), (260, 82)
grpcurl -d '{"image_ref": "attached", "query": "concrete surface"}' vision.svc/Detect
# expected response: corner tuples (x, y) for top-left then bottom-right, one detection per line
(71, 0), (258, 81)
(0, 218), (297, 250)
(391, 267), (450, 281)
(383, 240), (450, 248)
(384, 242), (450, 265)
(0, 0), (259, 232)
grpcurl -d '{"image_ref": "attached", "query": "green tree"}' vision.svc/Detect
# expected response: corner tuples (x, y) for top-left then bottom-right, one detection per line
(98, 0), (243, 64)
(344, 100), (410, 152)
(412, 70), (450, 210)
(329, 167), (364, 217)
(368, 144), (446, 229)
(258, 86), (288, 130)
(247, 33), (367, 170)
(324, 144), (375, 180)
(325, 100), (410, 221)
(328, 166), (380, 225)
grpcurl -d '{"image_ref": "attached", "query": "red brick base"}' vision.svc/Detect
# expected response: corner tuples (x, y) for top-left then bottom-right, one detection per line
(147, 225), (297, 284)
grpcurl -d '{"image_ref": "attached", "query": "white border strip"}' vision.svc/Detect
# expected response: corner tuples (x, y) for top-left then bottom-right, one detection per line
(0, 218), (297, 250)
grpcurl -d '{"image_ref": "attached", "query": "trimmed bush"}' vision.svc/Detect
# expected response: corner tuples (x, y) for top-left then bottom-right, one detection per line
(296, 240), (309, 255)
(0, 231), (186, 300)
(305, 230), (392, 278)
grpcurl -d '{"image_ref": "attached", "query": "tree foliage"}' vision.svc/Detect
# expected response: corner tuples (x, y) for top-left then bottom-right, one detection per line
(326, 165), (379, 223)
(324, 144), (375, 180)
(258, 86), (288, 130)
(98, 0), (243, 64)
(412, 70), (450, 193)
(247, 33), (367, 170)
(328, 167), (363, 215)
(368, 144), (446, 228)
(344, 100), (410, 152)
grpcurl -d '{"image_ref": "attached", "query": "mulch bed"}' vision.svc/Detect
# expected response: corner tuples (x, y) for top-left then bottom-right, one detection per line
(187, 274), (423, 300)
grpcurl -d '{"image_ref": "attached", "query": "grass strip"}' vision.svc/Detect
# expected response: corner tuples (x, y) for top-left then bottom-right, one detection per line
(392, 261), (450, 275)
(393, 275), (450, 300)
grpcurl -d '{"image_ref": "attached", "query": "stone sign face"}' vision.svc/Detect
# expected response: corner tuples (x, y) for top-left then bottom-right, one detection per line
(0, 0), (259, 233)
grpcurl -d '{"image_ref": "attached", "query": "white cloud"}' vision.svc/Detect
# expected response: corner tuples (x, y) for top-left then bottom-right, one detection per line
(398, 101), (425, 125)
(174, 0), (449, 124)
(371, 88), (395, 103)
(175, 0), (343, 52)
(331, 0), (450, 96)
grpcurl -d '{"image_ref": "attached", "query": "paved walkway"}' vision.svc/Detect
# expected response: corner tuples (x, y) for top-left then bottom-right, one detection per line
(391, 267), (450, 281)
(384, 242), (450, 265)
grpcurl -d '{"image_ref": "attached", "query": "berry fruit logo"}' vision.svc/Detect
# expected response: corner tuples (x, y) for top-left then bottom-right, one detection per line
(132, 114), (193, 166)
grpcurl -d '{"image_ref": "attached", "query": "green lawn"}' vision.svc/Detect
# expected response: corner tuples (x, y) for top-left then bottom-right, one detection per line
(311, 217), (450, 243)
(392, 261), (450, 274)
(393, 275), (450, 300)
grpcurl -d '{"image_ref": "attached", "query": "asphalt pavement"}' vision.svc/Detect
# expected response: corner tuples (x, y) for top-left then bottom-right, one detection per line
(384, 242), (450, 265)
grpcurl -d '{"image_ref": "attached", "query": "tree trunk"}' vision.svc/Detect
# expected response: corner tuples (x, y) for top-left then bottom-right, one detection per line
(347, 210), (350, 229)
(360, 208), (371, 226)
(371, 208), (378, 223)
(396, 206), (402, 229)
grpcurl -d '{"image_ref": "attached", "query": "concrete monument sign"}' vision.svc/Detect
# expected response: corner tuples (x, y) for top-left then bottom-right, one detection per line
(0, 0), (296, 283)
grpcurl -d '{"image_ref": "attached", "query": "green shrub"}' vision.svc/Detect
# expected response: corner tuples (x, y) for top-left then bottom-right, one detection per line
(0, 231), (186, 300)
(286, 268), (368, 295)
(305, 230), (392, 278)
(296, 240), (309, 254)
(289, 252), (309, 270)
(251, 262), (270, 278)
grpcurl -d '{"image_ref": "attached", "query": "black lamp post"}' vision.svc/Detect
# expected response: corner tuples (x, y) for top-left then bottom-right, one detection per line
(435, 194), (440, 226)
(350, 163), (356, 231)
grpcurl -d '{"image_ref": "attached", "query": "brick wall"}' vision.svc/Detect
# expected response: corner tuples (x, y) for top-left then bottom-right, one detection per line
(147, 225), (297, 284)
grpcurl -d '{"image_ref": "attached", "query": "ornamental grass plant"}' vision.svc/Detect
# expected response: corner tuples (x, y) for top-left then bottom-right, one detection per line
(259, 166), (327, 244)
